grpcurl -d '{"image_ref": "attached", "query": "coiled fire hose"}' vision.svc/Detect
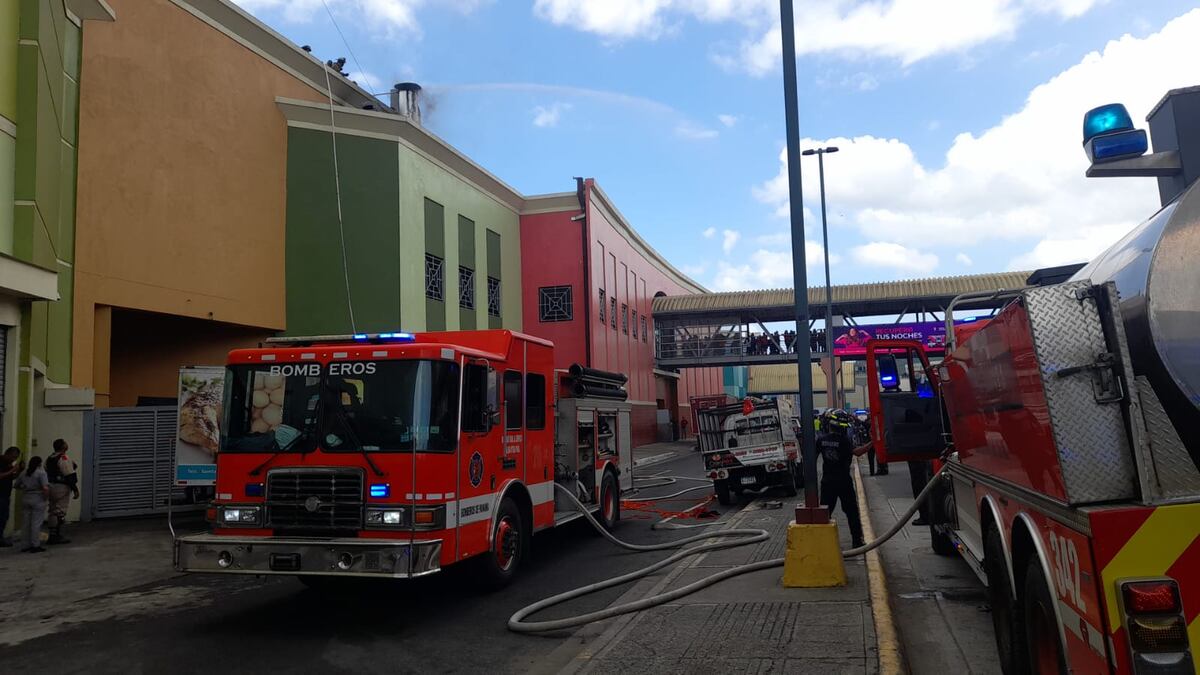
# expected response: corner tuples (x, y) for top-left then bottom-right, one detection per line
(507, 465), (947, 634)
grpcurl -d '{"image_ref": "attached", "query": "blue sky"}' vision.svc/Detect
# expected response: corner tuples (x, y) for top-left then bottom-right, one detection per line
(235, 0), (1199, 291)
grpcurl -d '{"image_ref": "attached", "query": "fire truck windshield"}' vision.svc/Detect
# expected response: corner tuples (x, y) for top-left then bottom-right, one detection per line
(222, 364), (321, 454)
(221, 360), (460, 454)
(322, 360), (460, 453)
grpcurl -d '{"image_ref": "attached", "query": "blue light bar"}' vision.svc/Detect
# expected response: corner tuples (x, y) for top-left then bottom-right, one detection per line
(369, 483), (390, 498)
(1083, 103), (1134, 144)
(1085, 128), (1148, 163)
(881, 375), (896, 384)
(854, 409), (868, 415)
(353, 334), (369, 340)
(380, 332), (415, 341)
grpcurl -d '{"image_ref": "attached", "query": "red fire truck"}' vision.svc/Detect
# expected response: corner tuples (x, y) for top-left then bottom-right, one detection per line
(866, 89), (1200, 674)
(174, 330), (632, 588)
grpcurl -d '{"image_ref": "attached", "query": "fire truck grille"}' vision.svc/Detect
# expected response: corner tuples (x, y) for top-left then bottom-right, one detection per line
(266, 468), (364, 531)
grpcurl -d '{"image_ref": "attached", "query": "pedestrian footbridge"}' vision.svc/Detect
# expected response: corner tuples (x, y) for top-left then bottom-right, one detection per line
(651, 270), (1031, 369)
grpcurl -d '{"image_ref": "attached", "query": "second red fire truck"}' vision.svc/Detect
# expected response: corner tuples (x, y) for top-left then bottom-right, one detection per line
(175, 330), (633, 588)
(866, 88), (1200, 674)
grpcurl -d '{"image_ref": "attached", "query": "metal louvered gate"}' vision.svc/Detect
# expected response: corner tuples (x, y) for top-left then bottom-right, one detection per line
(84, 406), (180, 519)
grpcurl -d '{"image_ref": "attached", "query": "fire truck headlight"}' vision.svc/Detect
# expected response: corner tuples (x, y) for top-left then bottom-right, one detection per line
(220, 506), (261, 526)
(365, 508), (408, 528)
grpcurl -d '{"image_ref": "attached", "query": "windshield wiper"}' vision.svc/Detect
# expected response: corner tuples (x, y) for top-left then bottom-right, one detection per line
(249, 426), (314, 476)
(324, 385), (385, 477)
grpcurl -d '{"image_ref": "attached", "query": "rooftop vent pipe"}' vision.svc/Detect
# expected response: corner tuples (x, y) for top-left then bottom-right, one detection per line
(391, 82), (422, 124)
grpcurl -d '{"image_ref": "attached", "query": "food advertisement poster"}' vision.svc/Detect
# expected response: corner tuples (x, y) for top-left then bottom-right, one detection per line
(176, 366), (224, 485)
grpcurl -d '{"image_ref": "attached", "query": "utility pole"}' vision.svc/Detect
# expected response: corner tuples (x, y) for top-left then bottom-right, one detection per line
(803, 146), (840, 409)
(779, 0), (824, 522)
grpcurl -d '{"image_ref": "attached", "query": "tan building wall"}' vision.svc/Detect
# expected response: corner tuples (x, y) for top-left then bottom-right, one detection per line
(72, 0), (332, 406)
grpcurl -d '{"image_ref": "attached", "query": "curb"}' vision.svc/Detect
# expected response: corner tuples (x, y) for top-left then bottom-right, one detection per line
(632, 451), (677, 469)
(854, 458), (905, 675)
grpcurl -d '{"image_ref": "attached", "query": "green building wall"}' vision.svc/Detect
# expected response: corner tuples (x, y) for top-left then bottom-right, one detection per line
(12, 0), (79, 386)
(284, 126), (523, 336)
(3, 0), (82, 460)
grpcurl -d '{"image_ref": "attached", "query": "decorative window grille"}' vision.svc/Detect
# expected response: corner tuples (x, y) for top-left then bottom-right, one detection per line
(621, 304), (628, 334)
(459, 267), (474, 309)
(538, 286), (573, 322)
(610, 297), (617, 330)
(598, 289), (606, 322)
(425, 254), (444, 301)
(487, 277), (501, 317)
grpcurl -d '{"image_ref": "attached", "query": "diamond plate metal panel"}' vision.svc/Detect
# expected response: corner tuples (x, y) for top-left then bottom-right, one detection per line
(1024, 281), (1137, 504)
(1136, 375), (1200, 500)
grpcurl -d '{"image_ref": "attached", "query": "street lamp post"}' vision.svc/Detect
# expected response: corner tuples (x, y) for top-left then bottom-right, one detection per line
(801, 146), (839, 409)
(778, 0), (824, 522)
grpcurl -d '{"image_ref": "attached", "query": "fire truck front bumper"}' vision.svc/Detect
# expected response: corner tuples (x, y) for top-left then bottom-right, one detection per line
(173, 534), (442, 579)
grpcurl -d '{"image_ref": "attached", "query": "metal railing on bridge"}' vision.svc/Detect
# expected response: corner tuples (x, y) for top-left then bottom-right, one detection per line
(655, 326), (831, 368)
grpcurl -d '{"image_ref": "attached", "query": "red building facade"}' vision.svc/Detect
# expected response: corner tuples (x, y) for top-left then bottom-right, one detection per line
(521, 179), (722, 446)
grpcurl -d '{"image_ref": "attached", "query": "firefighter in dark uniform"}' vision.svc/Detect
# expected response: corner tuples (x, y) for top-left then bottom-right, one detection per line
(817, 409), (871, 548)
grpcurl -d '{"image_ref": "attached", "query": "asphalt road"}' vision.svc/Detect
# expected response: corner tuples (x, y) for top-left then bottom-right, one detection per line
(0, 451), (743, 675)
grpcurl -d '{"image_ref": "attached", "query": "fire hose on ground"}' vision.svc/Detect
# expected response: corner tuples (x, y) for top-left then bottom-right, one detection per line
(506, 465), (948, 634)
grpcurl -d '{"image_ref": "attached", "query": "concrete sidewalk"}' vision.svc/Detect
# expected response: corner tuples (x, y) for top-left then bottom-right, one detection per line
(558, 470), (887, 674)
(859, 461), (1000, 675)
(0, 515), (201, 646)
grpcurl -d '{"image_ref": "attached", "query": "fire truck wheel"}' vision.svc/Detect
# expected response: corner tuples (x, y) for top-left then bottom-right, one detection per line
(598, 470), (620, 531)
(930, 524), (956, 557)
(1022, 555), (1067, 675)
(984, 527), (1028, 675)
(478, 497), (526, 590)
(715, 480), (734, 506)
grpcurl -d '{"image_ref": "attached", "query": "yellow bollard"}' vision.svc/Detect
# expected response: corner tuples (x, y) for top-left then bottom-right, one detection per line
(782, 521), (847, 587)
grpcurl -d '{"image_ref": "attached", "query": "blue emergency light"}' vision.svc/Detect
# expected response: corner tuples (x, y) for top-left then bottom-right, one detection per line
(369, 483), (390, 498)
(854, 409), (868, 416)
(1083, 103), (1147, 164)
(352, 332), (416, 342)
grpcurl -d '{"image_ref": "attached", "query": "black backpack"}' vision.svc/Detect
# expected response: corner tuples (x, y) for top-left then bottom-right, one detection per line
(45, 454), (62, 483)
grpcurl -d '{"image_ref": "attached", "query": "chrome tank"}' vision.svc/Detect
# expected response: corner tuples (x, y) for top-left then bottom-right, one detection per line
(1072, 180), (1200, 464)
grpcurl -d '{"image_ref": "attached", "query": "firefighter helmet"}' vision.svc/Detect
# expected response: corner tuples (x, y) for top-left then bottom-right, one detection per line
(822, 408), (854, 430)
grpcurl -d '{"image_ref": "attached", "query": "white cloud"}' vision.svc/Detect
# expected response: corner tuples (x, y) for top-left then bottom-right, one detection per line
(347, 70), (383, 92)
(702, 227), (717, 239)
(851, 242), (939, 274)
(680, 263), (708, 277)
(1007, 223), (1129, 270)
(753, 10), (1198, 265)
(717, 114), (739, 127)
(532, 0), (1101, 75)
(955, 253), (973, 266)
(711, 241), (839, 291)
(233, 0), (487, 35)
(675, 120), (719, 140)
(721, 229), (741, 254)
(531, 102), (572, 127)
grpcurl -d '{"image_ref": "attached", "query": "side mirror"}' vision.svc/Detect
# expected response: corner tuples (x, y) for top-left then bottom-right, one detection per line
(485, 369), (500, 431)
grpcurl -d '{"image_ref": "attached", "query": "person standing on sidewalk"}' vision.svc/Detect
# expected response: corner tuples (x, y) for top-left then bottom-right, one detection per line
(15, 456), (48, 553)
(817, 409), (871, 548)
(45, 439), (79, 545)
(0, 446), (22, 546)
